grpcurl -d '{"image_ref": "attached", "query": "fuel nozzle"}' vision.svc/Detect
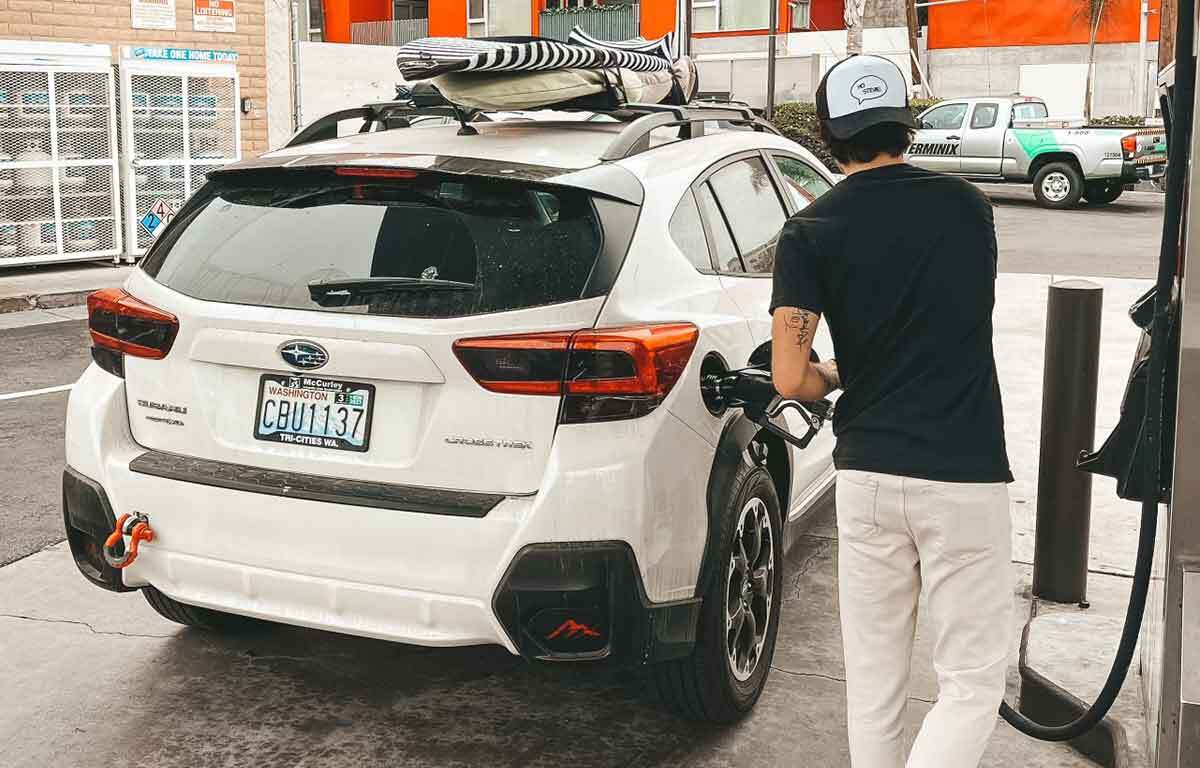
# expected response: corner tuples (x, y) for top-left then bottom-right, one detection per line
(701, 367), (832, 450)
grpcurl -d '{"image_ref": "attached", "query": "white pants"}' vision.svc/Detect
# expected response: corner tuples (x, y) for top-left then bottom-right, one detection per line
(836, 470), (1014, 768)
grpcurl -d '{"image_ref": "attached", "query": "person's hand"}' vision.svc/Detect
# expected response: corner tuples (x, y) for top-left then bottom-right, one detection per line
(815, 359), (840, 393)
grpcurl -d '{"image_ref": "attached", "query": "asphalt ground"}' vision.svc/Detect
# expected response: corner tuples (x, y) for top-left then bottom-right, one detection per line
(984, 184), (1163, 278)
(0, 315), (91, 566)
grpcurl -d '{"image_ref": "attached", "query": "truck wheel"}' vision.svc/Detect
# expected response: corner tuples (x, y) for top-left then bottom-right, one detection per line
(1084, 181), (1125, 205)
(143, 586), (264, 632)
(652, 463), (783, 723)
(1033, 162), (1084, 208)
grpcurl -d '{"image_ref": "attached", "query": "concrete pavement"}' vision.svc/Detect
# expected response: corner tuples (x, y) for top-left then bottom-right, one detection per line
(0, 271), (1150, 767)
(0, 511), (1094, 768)
(0, 262), (131, 314)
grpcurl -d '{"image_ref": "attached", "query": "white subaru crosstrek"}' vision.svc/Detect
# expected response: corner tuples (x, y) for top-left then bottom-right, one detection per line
(62, 103), (837, 722)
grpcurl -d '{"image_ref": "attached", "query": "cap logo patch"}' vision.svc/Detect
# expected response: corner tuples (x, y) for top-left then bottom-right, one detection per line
(850, 75), (888, 105)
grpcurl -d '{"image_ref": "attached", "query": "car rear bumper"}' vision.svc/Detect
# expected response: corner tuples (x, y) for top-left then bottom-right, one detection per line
(63, 364), (712, 659)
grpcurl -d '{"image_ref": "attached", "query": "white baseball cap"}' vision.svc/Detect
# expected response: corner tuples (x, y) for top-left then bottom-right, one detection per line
(816, 54), (916, 140)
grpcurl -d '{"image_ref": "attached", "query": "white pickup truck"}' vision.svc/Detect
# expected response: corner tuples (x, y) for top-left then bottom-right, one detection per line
(908, 96), (1167, 208)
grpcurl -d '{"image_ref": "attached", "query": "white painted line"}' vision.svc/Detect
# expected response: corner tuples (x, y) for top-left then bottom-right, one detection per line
(0, 384), (74, 402)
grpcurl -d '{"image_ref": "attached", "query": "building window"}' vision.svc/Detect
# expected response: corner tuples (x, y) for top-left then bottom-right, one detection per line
(693, 0), (771, 33)
(468, 0), (487, 37)
(394, 1), (428, 20)
(790, 0), (811, 30)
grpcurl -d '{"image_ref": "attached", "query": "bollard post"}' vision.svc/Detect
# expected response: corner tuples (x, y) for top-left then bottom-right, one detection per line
(1032, 279), (1104, 604)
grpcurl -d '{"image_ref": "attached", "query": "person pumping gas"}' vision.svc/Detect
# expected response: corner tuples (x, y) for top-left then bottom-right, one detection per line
(769, 54), (1014, 768)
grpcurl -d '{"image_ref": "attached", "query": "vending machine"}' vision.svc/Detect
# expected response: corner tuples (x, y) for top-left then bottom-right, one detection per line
(0, 41), (122, 268)
(118, 47), (241, 259)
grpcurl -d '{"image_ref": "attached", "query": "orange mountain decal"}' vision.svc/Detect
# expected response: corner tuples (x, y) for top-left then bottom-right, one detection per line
(546, 619), (602, 641)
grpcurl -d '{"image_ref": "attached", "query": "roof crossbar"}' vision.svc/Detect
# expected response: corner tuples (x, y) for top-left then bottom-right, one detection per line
(598, 103), (778, 162)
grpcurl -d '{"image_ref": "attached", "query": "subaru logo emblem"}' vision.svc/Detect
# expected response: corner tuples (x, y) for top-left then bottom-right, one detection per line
(278, 340), (328, 371)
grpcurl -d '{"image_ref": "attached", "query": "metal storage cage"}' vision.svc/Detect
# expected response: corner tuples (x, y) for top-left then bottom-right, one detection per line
(0, 42), (122, 268)
(118, 47), (241, 259)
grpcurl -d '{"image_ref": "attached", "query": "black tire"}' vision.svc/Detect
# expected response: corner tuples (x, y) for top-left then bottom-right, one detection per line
(1032, 162), (1085, 209)
(652, 462), (784, 723)
(143, 585), (265, 632)
(1083, 180), (1125, 205)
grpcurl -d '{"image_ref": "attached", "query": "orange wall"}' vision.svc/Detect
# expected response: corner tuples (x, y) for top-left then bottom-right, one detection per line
(929, 0), (1160, 49)
(322, 0), (393, 43)
(641, 0), (676, 39)
(810, 0), (845, 32)
(430, 0), (468, 36)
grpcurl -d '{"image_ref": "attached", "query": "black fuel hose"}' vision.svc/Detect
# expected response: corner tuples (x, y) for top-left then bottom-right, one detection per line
(997, 0), (1192, 740)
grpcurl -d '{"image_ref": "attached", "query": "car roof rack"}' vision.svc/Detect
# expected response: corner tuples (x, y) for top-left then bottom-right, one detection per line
(284, 98), (780, 160)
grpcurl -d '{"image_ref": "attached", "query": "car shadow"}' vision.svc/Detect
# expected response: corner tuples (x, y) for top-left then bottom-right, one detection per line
(983, 191), (1155, 215)
(97, 515), (839, 768)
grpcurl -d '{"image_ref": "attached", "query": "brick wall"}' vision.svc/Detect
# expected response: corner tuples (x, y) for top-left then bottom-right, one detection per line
(0, 0), (270, 156)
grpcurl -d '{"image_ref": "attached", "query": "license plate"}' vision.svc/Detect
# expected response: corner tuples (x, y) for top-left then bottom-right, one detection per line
(254, 374), (375, 452)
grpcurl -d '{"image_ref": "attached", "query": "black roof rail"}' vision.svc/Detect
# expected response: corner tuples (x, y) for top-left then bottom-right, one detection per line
(285, 100), (471, 148)
(598, 102), (778, 162)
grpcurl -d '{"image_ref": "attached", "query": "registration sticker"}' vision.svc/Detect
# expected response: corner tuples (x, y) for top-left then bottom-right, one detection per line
(254, 374), (375, 452)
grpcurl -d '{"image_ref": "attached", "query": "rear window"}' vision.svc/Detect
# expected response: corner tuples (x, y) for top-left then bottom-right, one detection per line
(1013, 102), (1049, 121)
(141, 170), (607, 318)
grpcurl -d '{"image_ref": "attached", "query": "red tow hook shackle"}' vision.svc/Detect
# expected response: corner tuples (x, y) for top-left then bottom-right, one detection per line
(103, 513), (154, 569)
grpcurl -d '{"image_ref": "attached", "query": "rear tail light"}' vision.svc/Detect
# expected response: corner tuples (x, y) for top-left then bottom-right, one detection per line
(87, 288), (179, 377)
(1122, 134), (1138, 154)
(453, 323), (699, 423)
(333, 167), (421, 180)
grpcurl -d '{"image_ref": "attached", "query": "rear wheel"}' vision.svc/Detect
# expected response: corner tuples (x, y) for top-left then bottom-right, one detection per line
(652, 463), (783, 723)
(1033, 162), (1084, 209)
(143, 586), (265, 632)
(1084, 180), (1125, 205)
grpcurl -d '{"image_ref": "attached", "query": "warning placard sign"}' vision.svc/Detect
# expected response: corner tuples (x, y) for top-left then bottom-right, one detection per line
(140, 198), (178, 239)
(193, 0), (236, 33)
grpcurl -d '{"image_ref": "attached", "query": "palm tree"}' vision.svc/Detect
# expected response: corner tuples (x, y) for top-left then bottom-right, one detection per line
(845, 0), (866, 55)
(1080, 0), (1108, 121)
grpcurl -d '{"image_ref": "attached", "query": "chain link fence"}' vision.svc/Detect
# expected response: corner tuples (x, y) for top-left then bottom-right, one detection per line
(351, 18), (430, 46)
(538, 5), (639, 43)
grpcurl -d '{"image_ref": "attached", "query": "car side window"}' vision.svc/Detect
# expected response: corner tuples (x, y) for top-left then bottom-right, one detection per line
(970, 103), (999, 129)
(694, 183), (743, 273)
(771, 154), (832, 211)
(922, 103), (968, 130)
(669, 190), (714, 272)
(706, 156), (787, 275)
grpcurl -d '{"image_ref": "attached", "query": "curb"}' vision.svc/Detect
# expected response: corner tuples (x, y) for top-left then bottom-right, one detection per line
(1016, 613), (1134, 768)
(0, 288), (95, 315)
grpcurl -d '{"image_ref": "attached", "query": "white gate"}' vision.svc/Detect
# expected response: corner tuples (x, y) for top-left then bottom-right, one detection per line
(119, 48), (241, 258)
(0, 42), (122, 267)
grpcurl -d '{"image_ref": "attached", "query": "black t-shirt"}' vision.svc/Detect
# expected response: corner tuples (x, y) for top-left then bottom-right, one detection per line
(770, 163), (1012, 483)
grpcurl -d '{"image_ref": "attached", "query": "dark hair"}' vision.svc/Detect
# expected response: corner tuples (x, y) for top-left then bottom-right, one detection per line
(820, 121), (914, 166)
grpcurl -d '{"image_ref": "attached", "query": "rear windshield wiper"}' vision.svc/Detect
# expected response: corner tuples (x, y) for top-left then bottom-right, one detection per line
(308, 276), (477, 302)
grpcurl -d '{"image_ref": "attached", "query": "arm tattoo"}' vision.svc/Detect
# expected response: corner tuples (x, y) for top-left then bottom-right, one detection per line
(784, 309), (815, 348)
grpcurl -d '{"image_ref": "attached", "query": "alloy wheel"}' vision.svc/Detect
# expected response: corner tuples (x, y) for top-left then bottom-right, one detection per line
(725, 496), (775, 682)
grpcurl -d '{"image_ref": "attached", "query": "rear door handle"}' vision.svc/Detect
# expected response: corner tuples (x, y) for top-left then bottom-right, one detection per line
(947, 135), (961, 140)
